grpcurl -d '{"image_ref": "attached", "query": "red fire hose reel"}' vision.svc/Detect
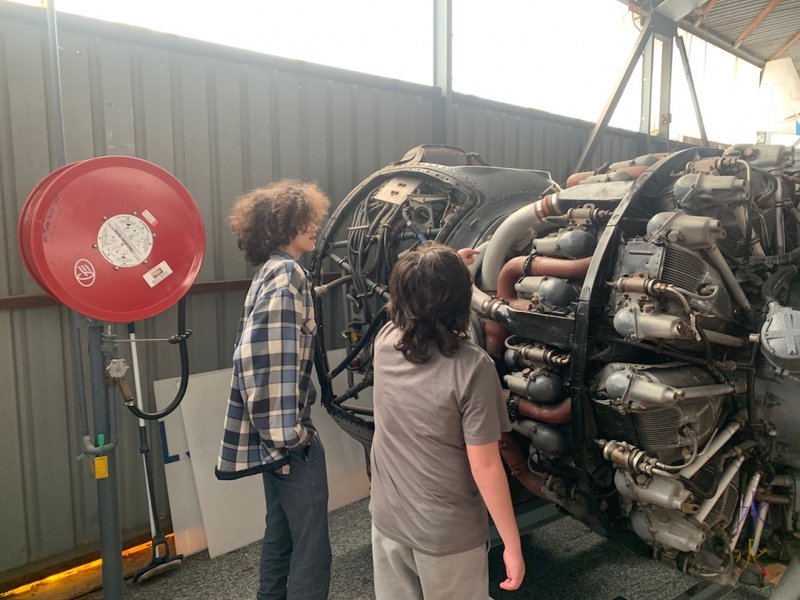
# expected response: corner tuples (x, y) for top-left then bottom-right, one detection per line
(18, 156), (206, 322)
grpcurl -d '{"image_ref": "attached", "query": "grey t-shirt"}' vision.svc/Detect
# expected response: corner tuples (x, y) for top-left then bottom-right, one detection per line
(370, 323), (511, 556)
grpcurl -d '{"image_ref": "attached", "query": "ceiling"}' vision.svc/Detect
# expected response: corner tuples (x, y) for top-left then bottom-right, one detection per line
(629, 0), (800, 72)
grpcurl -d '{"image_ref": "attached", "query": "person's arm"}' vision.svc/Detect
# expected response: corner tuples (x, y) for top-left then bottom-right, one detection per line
(466, 441), (525, 591)
(239, 286), (311, 451)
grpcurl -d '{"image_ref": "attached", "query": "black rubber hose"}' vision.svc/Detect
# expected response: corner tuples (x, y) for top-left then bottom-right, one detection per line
(328, 305), (388, 381)
(749, 247), (800, 269)
(762, 265), (798, 305)
(679, 468), (721, 501)
(333, 372), (374, 405)
(126, 297), (191, 421)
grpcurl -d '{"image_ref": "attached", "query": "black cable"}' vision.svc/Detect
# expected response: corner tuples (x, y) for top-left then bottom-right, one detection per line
(328, 306), (387, 381)
(333, 371), (374, 406)
(695, 323), (715, 366)
(761, 265), (798, 305)
(125, 297), (191, 421)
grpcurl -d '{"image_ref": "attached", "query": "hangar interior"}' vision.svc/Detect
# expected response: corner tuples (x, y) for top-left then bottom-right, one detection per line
(1, 0), (800, 599)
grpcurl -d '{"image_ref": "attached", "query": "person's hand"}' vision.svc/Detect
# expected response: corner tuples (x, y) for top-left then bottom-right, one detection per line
(457, 247), (480, 266)
(499, 546), (525, 591)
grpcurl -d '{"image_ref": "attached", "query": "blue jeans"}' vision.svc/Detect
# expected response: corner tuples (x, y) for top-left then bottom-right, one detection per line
(258, 433), (331, 600)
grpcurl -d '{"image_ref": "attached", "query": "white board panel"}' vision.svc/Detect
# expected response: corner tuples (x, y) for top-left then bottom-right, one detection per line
(179, 369), (264, 559)
(158, 349), (371, 559)
(152, 377), (208, 557)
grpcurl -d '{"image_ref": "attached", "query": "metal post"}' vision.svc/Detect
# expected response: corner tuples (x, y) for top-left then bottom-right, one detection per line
(45, 0), (66, 167)
(675, 35), (709, 146)
(432, 0), (453, 145)
(640, 35), (655, 136)
(658, 35), (673, 141)
(47, 5), (124, 595)
(88, 325), (124, 599)
(575, 18), (653, 172)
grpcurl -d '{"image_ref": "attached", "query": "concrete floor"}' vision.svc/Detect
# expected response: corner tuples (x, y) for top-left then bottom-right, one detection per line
(79, 498), (777, 600)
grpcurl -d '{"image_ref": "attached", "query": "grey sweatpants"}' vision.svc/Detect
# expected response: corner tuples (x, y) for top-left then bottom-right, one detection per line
(372, 524), (491, 600)
(258, 434), (331, 600)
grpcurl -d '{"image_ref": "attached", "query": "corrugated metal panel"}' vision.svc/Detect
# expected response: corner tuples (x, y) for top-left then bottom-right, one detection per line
(700, 0), (767, 46)
(0, 4), (434, 576)
(452, 94), (652, 183)
(689, 0), (800, 68)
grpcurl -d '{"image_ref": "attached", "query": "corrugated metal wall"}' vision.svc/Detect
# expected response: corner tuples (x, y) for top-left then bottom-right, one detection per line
(0, 1), (672, 578)
(453, 94), (647, 183)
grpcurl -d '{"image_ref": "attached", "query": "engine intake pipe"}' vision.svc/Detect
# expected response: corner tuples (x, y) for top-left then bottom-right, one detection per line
(481, 193), (564, 290)
(484, 255), (592, 354)
(498, 431), (554, 502)
(516, 395), (572, 424)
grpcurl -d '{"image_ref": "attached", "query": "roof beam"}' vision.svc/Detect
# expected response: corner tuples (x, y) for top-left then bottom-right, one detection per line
(679, 19), (766, 67)
(768, 29), (800, 61)
(693, 0), (719, 24)
(735, 0), (781, 48)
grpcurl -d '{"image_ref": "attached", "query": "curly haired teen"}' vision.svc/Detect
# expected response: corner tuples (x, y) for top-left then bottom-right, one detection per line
(216, 180), (331, 600)
(370, 243), (524, 600)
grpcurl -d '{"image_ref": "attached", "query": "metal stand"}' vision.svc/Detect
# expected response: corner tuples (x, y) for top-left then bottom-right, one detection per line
(575, 16), (655, 172)
(87, 324), (124, 598)
(576, 10), (712, 172)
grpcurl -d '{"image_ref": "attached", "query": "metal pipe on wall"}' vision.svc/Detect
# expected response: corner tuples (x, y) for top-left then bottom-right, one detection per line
(46, 3), (123, 597)
(46, 0), (66, 168)
(88, 325), (124, 598)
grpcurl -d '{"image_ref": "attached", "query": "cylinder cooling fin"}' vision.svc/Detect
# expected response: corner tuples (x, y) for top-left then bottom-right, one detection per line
(18, 156), (206, 322)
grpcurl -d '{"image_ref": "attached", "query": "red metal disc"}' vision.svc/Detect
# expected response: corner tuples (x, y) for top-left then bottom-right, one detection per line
(18, 162), (80, 291)
(22, 156), (206, 322)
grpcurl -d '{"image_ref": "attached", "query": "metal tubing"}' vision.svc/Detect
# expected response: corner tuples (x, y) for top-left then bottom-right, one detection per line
(481, 195), (562, 291)
(432, 0), (453, 144)
(496, 255), (592, 302)
(752, 502), (770, 555)
(640, 35), (655, 135)
(675, 35), (708, 147)
(776, 177), (786, 254)
(704, 247), (753, 313)
(703, 329), (747, 348)
(576, 18), (653, 172)
(697, 456), (744, 523)
(731, 204), (765, 256)
(88, 325), (124, 599)
(680, 412), (746, 479)
(658, 33), (673, 140)
(729, 472), (761, 551)
(325, 252), (389, 301)
(71, 312), (90, 439)
(516, 396), (572, 424)
(46, 0), (66, 166)
(680, 382), (743, 399)
(129, 327), (158, 542)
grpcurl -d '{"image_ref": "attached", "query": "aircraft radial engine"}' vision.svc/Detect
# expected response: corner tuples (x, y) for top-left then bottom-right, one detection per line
(310, 143), (800, 590)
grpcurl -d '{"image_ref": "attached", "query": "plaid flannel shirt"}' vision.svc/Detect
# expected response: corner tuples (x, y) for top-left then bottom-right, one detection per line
(215, 250), (316, 480)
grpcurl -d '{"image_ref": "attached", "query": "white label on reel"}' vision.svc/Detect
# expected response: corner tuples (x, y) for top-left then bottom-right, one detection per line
(143, 260), (173, 288)
(141, 209), (158, 226)
(97, 214), (153, 268)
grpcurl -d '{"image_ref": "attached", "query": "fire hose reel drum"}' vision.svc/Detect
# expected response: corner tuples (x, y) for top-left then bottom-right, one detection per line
(18, 156), (206, 322)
